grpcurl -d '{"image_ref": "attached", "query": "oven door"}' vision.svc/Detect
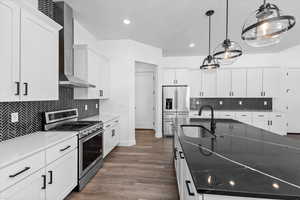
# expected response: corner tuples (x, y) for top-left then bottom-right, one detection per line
(79, 130), (103, 178)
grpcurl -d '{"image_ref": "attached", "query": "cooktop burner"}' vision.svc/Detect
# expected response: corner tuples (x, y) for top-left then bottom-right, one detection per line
(49, 121), (99, 131)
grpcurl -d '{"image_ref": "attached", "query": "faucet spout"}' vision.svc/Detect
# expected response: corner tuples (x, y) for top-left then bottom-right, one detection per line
(198, 105), (216, 134)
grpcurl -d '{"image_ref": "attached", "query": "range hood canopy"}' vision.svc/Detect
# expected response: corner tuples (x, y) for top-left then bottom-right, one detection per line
(54, 2), (95, 88)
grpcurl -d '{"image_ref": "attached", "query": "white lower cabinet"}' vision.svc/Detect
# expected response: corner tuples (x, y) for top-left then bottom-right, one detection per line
(45, 149), (77, 200)
(103, 118), (120, 158)
(0, 136), (78, 200)
(0, 168), (46, 200)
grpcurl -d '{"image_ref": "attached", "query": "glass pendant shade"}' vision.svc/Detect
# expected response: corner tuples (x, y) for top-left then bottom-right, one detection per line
(242, 1), (296, 47)
(213, 0), (242, 65)
(200, 10), (220, 70)
(213, 39), (242, 65)
(201, 55), (219, 70)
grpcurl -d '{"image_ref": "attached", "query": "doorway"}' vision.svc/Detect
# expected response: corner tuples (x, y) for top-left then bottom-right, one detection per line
(135, 62), (156, 130)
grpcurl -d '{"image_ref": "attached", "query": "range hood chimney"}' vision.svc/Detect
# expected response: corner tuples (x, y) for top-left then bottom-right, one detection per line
(54, 2), (95, 88)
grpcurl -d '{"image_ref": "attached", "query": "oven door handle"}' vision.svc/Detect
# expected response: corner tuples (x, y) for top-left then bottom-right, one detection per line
(80, 130), (102, 142)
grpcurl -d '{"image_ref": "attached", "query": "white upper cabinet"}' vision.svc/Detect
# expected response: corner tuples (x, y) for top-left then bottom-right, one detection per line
(98, 55), (110, 99)
(247, 67), (280, 98)
(217, 69), (231, 97)
(0, 0), (61, 102)
(162, 69), (176, 85)
(246, 68), (263, 97)
(231, 69), (247, 97)
(175, 69), (189, 85)
(187, 70), (202, 97)
(74, 45), (110, 99)
(202, 71), (217, 97)
(263, 68), (280, 97)
(20, 9), (59, 101)
(0, 0), (20, 101)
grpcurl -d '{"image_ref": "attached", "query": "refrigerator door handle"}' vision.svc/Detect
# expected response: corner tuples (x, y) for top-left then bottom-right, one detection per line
(175, 89), (178, 110)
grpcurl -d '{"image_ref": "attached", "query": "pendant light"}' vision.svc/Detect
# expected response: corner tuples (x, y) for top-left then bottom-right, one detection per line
(213, 0), (242, 65)
(241, 0), (296, 47)
(200, 10), (219, 70)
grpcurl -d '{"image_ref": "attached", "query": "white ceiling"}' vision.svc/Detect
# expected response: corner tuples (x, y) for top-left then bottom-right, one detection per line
(62, 0), (300, 56)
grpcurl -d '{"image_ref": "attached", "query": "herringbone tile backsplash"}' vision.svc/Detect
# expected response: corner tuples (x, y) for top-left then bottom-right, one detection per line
(0, 87), (99, 142)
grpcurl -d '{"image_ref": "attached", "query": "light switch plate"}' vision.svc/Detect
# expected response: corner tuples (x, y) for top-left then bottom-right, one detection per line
(11, 113), (19, 123)
(85, 105), (88, 111)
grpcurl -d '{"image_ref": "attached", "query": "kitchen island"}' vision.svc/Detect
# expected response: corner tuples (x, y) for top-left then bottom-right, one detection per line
(174, 118), (300, 200)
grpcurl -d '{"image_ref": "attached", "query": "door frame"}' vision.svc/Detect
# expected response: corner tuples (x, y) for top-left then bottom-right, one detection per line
(134, 62), (158, 131)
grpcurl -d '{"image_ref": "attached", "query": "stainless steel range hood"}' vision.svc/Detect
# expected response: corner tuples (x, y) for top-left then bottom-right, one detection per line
(54, 2), (95, 88)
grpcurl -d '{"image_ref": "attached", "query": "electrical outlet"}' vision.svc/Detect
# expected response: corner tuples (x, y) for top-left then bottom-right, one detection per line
(264, 101), (268, 106)
(96, 104), (98, 109)
(219, 101), (223, 105)
(85, 104), (88, 111)
(11, 113), (19, 123)
(196, 101), (200, 105)
(239, 101), (243, 105)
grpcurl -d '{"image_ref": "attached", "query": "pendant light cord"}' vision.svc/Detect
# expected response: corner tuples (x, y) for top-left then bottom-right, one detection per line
(225, 0), (229, 40)
(208, 15), (211, 55)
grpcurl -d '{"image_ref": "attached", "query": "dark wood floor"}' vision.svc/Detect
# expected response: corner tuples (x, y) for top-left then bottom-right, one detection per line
(67, 129), (179, 200)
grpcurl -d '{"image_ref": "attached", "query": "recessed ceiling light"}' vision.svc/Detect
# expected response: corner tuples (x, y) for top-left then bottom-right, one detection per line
(189, 43), (195, 48)
(123, 19), (131, 25)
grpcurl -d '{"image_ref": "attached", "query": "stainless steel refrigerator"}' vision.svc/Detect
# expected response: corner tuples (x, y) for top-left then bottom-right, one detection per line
(162, 85), (190, 137)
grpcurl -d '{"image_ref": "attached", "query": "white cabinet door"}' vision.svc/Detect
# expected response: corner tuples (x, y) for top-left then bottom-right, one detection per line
(20, 9), (59, 101)
(252, 113), (269, 130)
(247, 69), (263, 97)
(182, 160), (198, 200)
(0, 168), (46, 200)
(187, 70), (203, 97)
(162, 69), (176, 85)
(202, 71), (217, 97)
(175, 69), (189, 85)
(217, 69), (231, 97)
(0, 0), (20, 102)
(98, 55), (110, 99)
(45, 149), (77, 200)
(231, 69), (247, 97)
(235, 112), (252, 124)
(270, 113), (287, 136)
(263, 68), (280, 97)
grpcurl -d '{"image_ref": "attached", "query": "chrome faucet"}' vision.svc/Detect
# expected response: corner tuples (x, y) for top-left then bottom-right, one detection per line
(198, 105), (216, 134)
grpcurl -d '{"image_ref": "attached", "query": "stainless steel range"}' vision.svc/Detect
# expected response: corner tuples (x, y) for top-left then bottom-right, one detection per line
(44, 109), (103, 191)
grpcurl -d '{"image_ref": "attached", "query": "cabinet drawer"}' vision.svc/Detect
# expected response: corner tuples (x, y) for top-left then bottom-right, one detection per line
(112, 118), (120, 127)
(46, 136), (77, 164)
(0, 151), (45, 192)
(104, 121), (113, 130)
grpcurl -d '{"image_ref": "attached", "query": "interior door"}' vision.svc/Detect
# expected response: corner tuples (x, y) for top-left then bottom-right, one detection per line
(231, 69), (247, 97)
(217, 69), (231, 97)
(286, 69), (300, 133)
(0, 0), (20, 102)
(20, 9), (59, 101)
(246, 68), (263, 97)
(135, 72), (155, 129)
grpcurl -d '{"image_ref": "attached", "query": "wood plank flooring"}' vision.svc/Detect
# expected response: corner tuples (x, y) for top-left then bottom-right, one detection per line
(67, 129), (179, 200)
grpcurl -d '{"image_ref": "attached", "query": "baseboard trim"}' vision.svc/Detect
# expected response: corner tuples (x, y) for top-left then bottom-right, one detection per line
(118, 140), (136, 146)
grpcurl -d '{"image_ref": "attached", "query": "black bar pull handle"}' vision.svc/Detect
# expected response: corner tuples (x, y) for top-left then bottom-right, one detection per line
(48, 170), (53, 184)
(42, 175), (46, 189)
(9, 167), (30, 178)
(15, 82), (20, 96)
(185, 180), (195, 196)
(23, 82), (28, 96)
(60, 145), (71, 152)
(179, 151), (184, 159)
(174, 148), (177, 160)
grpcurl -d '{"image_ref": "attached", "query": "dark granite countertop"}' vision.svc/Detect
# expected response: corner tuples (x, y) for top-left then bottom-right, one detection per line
(176, 118), (300, 199)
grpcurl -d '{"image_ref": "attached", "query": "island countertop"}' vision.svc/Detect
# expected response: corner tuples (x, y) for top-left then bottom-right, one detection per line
(176, 118), (300, 199)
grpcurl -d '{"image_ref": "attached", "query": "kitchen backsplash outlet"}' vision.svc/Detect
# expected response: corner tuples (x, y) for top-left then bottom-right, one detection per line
(0, 87), (99, 142)
(190, 98), (272, 111)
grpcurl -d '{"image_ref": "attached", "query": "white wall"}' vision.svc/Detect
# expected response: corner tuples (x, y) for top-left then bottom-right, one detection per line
(97, 40), (163, 145)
